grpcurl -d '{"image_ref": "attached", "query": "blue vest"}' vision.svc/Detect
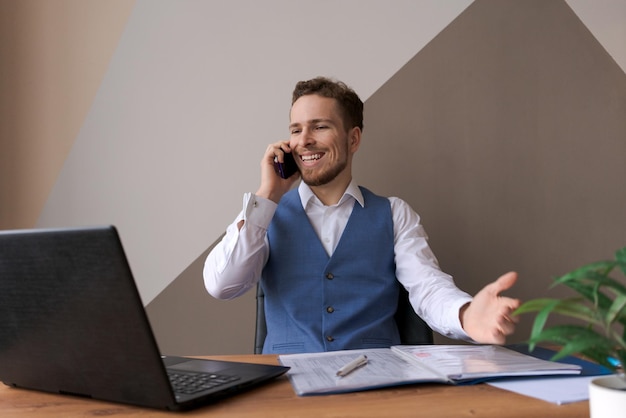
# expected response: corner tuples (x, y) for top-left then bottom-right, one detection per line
(261, 186), (400, 354)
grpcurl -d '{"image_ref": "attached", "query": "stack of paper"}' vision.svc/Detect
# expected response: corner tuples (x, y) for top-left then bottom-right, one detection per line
(278, 345), (582, 396)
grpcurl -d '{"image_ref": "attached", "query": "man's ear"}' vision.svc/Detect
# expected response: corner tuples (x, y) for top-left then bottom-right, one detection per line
(349, 127), (362, 152)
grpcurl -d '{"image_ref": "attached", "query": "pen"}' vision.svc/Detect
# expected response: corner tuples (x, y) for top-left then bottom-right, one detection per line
(336, 354), (368, 377)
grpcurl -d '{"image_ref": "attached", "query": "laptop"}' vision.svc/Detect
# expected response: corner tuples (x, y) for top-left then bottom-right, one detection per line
(0, 225), (289, 411)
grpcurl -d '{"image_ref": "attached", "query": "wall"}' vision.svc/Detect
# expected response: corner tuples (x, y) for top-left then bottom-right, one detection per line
(0, 0), (135, 229)
(1, 0), (625, 355)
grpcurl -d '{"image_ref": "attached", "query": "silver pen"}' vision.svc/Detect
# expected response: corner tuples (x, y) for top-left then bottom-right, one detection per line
(336, 354), (368, 377)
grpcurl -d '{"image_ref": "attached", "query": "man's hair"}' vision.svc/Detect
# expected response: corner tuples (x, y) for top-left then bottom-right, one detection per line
(292, 77), (364, 131)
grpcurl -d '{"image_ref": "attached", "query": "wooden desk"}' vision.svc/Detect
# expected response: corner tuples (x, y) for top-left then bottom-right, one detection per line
(0, 354), (589, 417)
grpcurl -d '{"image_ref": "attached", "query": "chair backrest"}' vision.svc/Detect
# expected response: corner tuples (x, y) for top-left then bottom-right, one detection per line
(254, 284), (433, 354)
(393, 286), (434, 346)
(254, 283), (268, 354)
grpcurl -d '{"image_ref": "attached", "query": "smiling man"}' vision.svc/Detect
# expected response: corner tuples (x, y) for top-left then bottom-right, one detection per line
(203, 77), (520, 354)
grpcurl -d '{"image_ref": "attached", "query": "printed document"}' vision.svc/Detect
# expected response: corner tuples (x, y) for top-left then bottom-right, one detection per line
(278, 345), (582, 396)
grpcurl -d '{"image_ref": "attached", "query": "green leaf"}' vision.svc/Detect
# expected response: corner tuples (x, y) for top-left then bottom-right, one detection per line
(529, 299), (560, 347)
(549, 299), (599, 322)
(595, 276), (626, 298)
(528, 325), (617, 367)
(616, 247), (626, 276)
(519, 247), (626, 372)
(555, 333), (612, 354)
(553, 257), (626, 303)
(556, 261), (616, 284)
(516, 298), (603, 341)
(606, 294), (626, 325)
(514, 298), (560, 315)
(557, 279), (613, 309)
(528, 324), (603, 342)
(516, 298), (595, 318)
(577, 345), (619, 369)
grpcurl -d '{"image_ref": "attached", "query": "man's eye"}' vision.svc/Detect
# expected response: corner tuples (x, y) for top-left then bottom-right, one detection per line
(291, 129), (301, 134)
(315, 125), (328, 130)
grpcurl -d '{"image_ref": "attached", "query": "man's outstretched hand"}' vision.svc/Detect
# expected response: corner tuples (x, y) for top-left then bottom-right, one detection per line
(460, 271), (520, 344)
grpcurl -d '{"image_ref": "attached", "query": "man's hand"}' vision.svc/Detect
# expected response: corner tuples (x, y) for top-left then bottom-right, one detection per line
(460, 271), (520, 344)
(256, 141), (300, 204)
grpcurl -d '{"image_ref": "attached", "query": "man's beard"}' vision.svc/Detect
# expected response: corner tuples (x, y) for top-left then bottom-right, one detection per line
(301, 158), (348, 187)
(300, 141), (349, 187)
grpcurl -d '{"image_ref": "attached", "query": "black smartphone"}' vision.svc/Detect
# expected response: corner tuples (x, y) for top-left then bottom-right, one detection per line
(273, 152), (299, 179)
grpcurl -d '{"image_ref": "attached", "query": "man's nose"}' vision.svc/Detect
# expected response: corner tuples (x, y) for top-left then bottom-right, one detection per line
(294, 127), (314, 147)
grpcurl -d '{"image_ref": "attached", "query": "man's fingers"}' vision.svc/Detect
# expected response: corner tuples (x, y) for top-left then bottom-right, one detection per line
(465, 272), (521, 345)
(491, 271), (518, 294)
(508, 311), (521, 323)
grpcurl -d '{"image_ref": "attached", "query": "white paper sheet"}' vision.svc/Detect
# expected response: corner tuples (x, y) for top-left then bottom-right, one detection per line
(279, 348), (443, 395)
(488, 375), (598, 405)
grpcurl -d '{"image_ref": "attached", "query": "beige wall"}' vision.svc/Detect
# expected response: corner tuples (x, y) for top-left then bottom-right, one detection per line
(1, 0), (625, 355)
(0, 0), (135, 229)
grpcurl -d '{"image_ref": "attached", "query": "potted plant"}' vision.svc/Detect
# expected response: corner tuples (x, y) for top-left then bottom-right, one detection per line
(514, 246), (626, 417)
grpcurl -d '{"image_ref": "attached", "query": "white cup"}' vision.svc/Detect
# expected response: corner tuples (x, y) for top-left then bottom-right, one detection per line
(589, 375), (626, 418)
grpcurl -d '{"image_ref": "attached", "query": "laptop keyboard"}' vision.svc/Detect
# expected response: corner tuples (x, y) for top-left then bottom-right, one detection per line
(168, 371), (241, 395)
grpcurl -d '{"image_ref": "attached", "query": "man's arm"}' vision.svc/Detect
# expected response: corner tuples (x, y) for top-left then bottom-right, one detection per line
(203, 140), (300, 300)
(203, 194), (275, 300)
(391, 197), (473, 340)
(391, 198), (520, 343)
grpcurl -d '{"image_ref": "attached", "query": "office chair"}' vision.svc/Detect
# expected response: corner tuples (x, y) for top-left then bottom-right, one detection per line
(254, 283), (433, 354)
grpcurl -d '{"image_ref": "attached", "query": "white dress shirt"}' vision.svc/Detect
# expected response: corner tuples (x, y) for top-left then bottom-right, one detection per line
(203, 180), (473, 340)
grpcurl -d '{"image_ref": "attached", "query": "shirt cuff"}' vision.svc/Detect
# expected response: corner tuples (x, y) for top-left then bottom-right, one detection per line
(451, 296), (474, 341)
(242, 192), (278, 229)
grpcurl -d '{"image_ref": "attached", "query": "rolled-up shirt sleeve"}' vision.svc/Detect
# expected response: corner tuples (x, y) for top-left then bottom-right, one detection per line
(390, 197), (473, 341)
(203, 193), (276, 300)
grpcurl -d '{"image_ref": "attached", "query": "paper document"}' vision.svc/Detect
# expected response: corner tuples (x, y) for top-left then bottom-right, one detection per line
(486, 344), (614, 404)
(488, 375), (598, 404)
(278, 345), (582, 396)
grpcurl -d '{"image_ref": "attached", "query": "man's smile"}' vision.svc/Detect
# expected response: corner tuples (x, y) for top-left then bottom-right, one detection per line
(300, 153), (325, 162)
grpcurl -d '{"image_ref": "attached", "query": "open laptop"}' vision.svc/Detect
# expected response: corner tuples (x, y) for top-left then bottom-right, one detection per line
(0, 225), (288, 411)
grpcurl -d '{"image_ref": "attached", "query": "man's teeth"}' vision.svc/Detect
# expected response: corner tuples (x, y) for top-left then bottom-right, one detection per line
(301, 153), (322, 162)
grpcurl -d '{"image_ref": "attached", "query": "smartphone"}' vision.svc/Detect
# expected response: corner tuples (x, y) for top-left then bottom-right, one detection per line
(273, 152), (299, 179)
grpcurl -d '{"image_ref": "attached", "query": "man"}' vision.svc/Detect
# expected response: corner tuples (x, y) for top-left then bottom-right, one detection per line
(204, 77), (520, 354)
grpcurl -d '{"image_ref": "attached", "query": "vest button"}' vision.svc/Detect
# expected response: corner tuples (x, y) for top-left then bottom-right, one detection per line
(326, 336), (335, 342)
(325, 273), (334, 280)
(326, 306), (334, 313)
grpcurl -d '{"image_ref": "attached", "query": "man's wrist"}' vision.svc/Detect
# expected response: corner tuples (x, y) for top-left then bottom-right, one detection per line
(459, 301), (470, 330)
(255, 187), (284, 204)
(243, 193), (278, 229)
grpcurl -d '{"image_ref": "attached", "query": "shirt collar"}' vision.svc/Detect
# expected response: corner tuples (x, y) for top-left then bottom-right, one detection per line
(298, 180), (365, 209)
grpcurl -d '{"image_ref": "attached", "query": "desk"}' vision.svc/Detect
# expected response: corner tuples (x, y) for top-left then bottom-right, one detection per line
(1, 354), (589, 417)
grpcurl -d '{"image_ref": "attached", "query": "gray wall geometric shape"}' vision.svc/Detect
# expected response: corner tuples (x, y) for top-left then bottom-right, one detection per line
(146, 234), (258, 355)
(355, 0), (626, 343)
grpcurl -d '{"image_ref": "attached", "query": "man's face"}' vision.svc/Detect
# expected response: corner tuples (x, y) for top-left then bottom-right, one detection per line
(289, 95), (356, 187)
